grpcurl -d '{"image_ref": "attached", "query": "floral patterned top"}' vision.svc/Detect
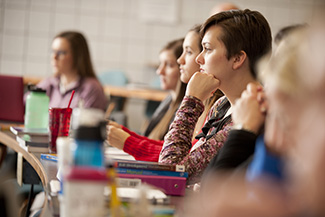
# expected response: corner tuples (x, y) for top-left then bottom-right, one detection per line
(159, 95), (233, 184)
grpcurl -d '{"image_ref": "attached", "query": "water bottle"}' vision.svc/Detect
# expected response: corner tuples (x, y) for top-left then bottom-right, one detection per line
(24, 85), (49, 129)
(73, 123), (106, 167)
(71, 108), (106, 168)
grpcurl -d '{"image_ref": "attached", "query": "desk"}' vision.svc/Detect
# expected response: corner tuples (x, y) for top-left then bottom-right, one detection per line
(0, 131), (51, 217)
(104, 85), (168, 101)
(0, 132), (47, 186)
(23, 76), (168, 102)
(0, 131), (185, 216)
(0, 122), (24, 132)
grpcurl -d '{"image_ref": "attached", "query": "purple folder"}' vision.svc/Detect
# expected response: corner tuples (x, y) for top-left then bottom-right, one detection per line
(118, 173), (186, 196)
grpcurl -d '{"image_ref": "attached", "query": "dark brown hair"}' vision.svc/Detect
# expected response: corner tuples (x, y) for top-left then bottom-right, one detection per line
(189, 24), (203, 51)
(187, 24), (225, 139)
(54, 31), (97, 78)
(161, 38), (184, 61)
(200, 9), (272, 78)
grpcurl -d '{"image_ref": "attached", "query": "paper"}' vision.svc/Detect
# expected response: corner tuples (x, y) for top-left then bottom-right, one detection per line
(105, 146), (135, 161)
(50, 180), (61, 193)
(105, 186), (167, 201)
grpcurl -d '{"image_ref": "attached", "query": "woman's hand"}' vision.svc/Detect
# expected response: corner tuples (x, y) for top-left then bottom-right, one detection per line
(108, 120), (122, 128)
(232, 83), (266, 134)
(106, 124), (130, 150)
(186, 72), (220, 102)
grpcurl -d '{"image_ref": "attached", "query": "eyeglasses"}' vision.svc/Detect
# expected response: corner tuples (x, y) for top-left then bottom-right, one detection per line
(52, 50), (68, 58)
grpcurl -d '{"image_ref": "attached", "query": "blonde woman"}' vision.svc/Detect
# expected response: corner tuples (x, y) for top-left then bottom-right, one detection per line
(107, 38), (185, 161)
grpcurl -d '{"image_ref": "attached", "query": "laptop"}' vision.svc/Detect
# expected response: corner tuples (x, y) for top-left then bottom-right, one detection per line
(0, 75), (25, 123)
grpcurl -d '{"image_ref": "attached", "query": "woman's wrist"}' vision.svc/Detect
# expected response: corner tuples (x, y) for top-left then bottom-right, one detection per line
(231, 123), (259, 135)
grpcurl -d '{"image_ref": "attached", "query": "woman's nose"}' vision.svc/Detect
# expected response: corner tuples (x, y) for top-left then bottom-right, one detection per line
(51, 51), (59, 60)
(196, 51), (204, 65)
(177, 53), (185, 65)
(156, 65), (165, 75)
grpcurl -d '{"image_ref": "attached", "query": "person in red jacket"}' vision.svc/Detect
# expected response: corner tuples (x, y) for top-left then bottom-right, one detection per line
(107, 25), (222, 162)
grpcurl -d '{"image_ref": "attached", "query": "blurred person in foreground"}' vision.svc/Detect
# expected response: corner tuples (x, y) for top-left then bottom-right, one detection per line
(209, 2), (240, 16)
(179, 9), (325, 217)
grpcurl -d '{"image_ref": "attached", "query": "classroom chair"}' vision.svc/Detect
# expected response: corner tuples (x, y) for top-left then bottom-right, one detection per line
(98, 71), (129, 126)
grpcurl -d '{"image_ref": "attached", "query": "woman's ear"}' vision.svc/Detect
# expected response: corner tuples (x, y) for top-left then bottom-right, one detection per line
(232, 51), (247, 70)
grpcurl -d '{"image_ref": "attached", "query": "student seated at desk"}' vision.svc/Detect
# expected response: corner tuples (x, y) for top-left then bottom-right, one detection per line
(107, 26), (223, 162)
(158, 9), (272, 184)
(107, 38), (185, 159)
(29, 31), (108, 111)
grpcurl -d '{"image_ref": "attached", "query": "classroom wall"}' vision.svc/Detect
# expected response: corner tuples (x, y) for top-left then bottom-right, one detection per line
(0, 0), (321, 130)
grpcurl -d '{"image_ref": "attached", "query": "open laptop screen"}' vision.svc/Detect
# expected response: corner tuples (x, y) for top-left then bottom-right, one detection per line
(0, 75), (25, 123)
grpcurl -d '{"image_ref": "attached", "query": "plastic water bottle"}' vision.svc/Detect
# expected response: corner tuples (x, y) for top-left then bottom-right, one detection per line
(73, 123), (106, 167)
(24, 85), (49, 129)
(71, 108), (106, 168)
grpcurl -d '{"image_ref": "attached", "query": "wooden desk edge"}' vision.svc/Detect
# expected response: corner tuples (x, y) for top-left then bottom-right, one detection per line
(103, 85), (168, 101)
(0, 131), (49, 216)
(22, 76), (168, 101)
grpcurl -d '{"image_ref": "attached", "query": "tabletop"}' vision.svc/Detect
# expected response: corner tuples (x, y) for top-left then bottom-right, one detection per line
(23, 76), (168, 101)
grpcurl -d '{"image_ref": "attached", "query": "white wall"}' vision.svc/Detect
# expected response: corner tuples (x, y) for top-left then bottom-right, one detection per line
(0, 0), (321, 130)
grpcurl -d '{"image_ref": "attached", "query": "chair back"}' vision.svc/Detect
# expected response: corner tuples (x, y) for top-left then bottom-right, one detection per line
(145, 76), (162, 119)
(0, 75), (25, 123)
(98, 71), (128, 86)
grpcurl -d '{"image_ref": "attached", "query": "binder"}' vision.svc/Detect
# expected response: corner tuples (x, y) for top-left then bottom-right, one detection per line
(114, 159), (185, 172)
(116, 167), (188, 178)
(117, 173), (186, 196)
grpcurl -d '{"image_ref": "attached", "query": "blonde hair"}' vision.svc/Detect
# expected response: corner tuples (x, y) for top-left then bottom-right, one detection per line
(148, 81), (186, 140)
(147, 38), (185, 140)
(259, 28), (308, 97)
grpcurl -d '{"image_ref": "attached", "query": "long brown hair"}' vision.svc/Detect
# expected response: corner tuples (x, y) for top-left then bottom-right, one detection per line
(54, 31), (97, 78)
(187, 24), (224, 139)
(148, 38), (186, 140)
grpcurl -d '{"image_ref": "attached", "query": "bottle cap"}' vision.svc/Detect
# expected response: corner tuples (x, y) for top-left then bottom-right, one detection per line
(28, 84), (46, 93)
(73, 121), (107, 141)
(71, 108), (104, 130)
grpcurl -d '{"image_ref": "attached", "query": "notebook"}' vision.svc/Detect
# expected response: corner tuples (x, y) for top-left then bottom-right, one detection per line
(0, 75), (25, 123)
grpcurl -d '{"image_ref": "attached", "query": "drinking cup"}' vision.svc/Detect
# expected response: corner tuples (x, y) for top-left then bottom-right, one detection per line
(49, 108), (72, 153)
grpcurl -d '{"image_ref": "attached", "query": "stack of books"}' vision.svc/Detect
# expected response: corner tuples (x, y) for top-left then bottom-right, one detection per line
(10, 126), (49, 153)
(113, 159), (187, 196)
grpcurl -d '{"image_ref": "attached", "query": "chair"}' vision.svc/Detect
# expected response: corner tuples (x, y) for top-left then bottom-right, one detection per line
(0, 144), (7, 170)
(0, 75), (25, 123)
(145, 76), (162, 119)
(98, 71), (129, 126)
(0, 176), (21, 217)
(98, 70), (128, 87)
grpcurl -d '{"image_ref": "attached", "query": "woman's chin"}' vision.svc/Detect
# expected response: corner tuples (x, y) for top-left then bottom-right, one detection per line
(180, 75), (190, 84)
(52, 70), (61, 77)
